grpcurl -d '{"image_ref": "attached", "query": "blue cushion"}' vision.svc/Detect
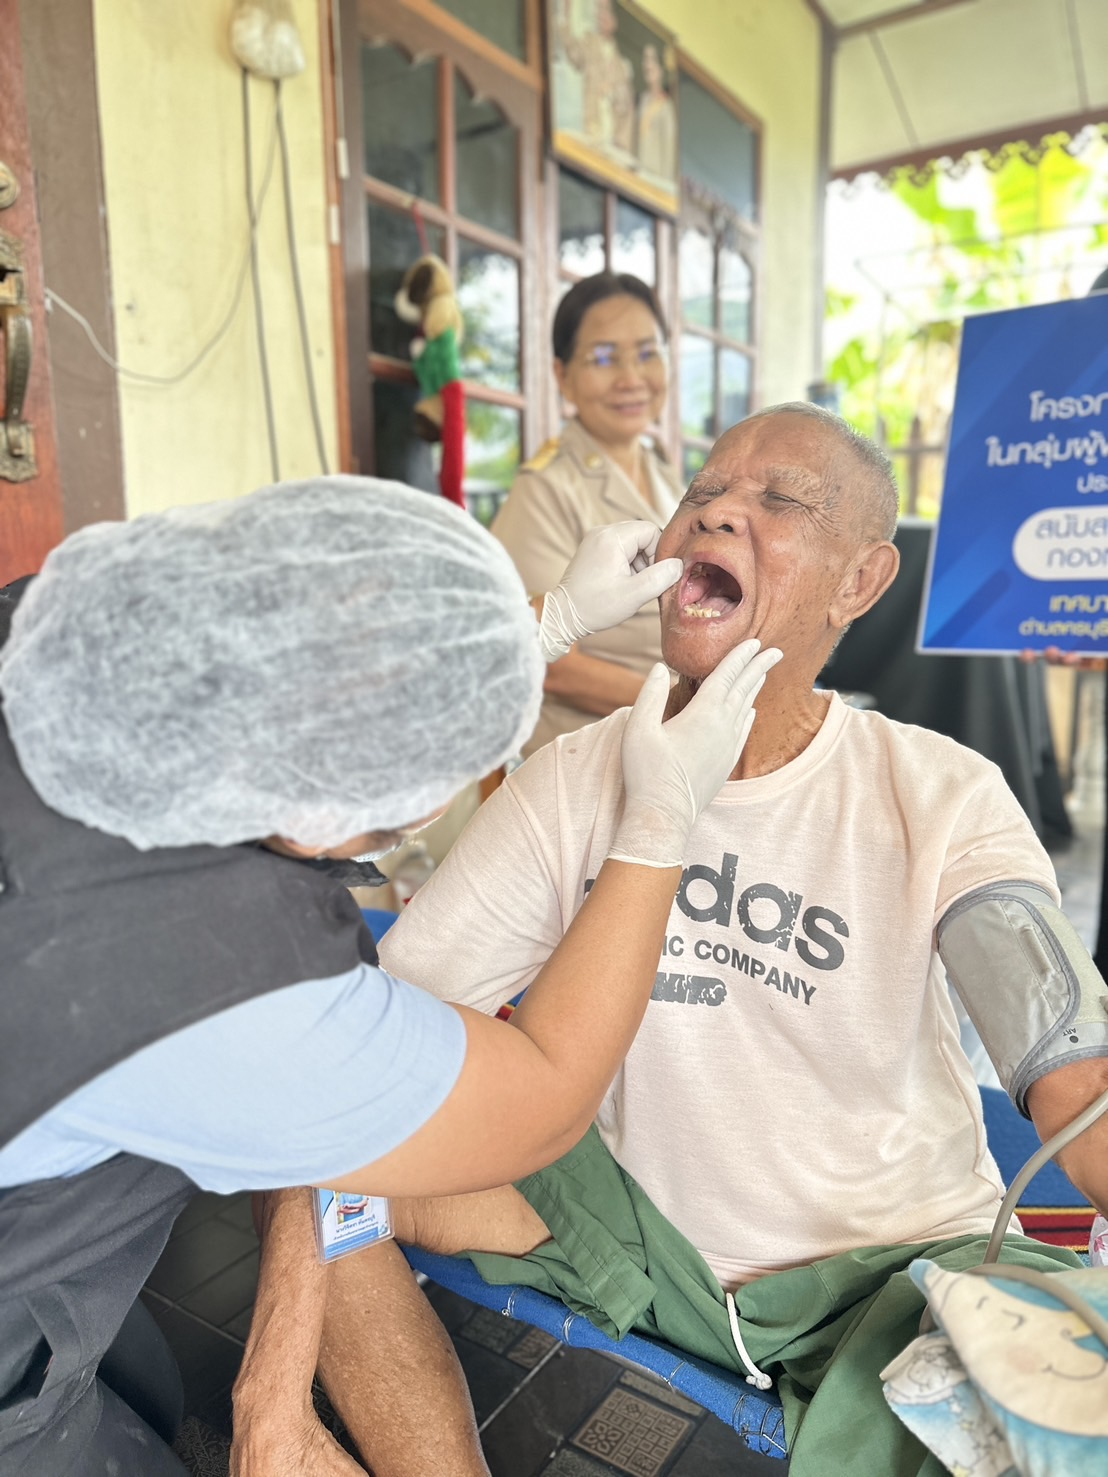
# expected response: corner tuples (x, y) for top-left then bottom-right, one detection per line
(360, 907), (400, 941)
(404, 1246), (787, 1459)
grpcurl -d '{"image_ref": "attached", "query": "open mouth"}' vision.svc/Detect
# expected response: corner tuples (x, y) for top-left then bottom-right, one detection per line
(678, 561), (743, 620)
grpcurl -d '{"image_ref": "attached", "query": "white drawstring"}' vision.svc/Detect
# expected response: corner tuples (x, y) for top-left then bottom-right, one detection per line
(725, 1291), (773, 1390)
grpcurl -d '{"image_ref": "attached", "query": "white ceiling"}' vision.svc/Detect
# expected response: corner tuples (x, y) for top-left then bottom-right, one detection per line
(818, 0), (1108, 176)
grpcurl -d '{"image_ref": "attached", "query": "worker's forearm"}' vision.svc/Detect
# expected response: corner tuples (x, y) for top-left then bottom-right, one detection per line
(1027, 1058), (1108, 1218)
(232, 1189), (325, 1431)
(506, 855), (676, 1095)
(332, 857), (681, 1196)
(542, 646), (645, 716)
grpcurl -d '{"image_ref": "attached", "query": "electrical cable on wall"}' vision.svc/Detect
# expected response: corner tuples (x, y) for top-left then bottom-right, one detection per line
(243, 69), (281, 482)
(45, 110), (279, 387)
(232, 0), (331, 478)
(276, 81), (330, 474)
(48, 2), (332, 481)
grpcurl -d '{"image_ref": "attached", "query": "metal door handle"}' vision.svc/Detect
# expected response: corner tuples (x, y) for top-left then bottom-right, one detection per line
(0, 228), (37, 482)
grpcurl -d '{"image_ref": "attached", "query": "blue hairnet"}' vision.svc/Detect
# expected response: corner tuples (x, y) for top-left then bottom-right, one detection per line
(0, 477), (543, 850)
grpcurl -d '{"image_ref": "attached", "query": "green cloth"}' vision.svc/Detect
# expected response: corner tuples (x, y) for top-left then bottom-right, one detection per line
(413, 326), (461, 398)
(464, 1125), (1082, 1477)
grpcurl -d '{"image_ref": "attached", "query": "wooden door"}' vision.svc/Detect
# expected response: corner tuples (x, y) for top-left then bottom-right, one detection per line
(0, 0), (64, 584)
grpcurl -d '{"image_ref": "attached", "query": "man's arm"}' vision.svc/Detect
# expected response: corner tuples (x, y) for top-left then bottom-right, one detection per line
(1026, 1058), (1108, 1218)
(232, 772), (570, 1473)
(230, 1190), (363, 1477)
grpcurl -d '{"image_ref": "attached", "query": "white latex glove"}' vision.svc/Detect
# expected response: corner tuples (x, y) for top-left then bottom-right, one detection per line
(539, 521), (683, 662)
(611, 639), (782, 868)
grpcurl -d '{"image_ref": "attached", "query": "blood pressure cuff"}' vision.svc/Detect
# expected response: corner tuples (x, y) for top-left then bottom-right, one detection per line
(938, 881), (1108, 1118)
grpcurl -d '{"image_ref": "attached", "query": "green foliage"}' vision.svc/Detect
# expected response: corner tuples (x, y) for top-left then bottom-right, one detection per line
(826, 136), (1108, 517)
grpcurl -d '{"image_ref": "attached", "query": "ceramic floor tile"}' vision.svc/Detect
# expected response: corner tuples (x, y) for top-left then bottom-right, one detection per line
(178, 1249), (259, 1330)
(617, 1370), (704, 1418)
(461, 1304), (531, 1355)
(541, 1450), (623, 1476)
(509, 1325), (560, 1368)
(571, 1388), (692, 1477)
(667, 1406), (787, 1474)
(147, 1221), (258, 1302)
(482, 1347), (623, 1477)
(451, 1333), (531, 1425)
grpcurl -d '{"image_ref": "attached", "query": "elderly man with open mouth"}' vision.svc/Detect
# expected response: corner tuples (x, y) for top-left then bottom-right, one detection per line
(233, 405), (1108, 1477)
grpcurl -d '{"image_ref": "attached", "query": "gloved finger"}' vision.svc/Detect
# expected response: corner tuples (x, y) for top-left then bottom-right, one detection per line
(694, 639), (763, 700)
(625, 662), (672, 735)
(604, 520), (664, 566)
(624, 557), (683, 602)
(715, 646), (782, 716)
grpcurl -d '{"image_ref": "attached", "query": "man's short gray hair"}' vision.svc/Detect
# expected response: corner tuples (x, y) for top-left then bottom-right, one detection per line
(745, 402), (899, 543)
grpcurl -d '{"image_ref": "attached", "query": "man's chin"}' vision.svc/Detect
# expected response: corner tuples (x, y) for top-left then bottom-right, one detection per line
(662, 625), (750, 682)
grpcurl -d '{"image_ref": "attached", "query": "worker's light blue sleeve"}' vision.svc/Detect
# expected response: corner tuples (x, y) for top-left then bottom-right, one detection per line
(0, 964), (467, 1193)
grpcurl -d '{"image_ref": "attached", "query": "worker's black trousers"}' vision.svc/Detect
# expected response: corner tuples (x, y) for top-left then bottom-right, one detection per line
(0, 1154), (195, 1474)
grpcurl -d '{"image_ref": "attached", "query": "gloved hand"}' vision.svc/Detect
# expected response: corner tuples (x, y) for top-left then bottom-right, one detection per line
(611, 639), (782, 868)
(539, 521), (683, 663)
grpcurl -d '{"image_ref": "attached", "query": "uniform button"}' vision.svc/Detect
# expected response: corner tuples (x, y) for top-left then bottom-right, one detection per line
(585, 454), (604, 470)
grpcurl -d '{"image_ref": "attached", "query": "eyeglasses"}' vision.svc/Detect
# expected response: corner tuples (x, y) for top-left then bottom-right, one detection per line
(576, 343), (668, 373)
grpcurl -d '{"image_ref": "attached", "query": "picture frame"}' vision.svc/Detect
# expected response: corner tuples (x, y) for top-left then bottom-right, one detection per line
(546, 0), (680, 216)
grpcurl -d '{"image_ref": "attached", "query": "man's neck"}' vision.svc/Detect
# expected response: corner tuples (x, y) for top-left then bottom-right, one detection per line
(666, 669), (831, 781)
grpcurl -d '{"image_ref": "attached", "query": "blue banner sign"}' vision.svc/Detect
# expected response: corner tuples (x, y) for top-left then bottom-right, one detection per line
(919, 294), (1108, 654)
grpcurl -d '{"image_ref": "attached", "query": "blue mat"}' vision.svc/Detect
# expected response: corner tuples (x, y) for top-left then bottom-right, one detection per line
(404, 1246), (787, 1459)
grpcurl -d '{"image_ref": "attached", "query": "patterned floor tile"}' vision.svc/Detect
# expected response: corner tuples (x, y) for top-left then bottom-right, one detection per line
(571, 1388), (692, 1477)
(462, 1304), (530, 1355)
(509, 1326), (560, 1368)
(617, 1369), (703, 1417)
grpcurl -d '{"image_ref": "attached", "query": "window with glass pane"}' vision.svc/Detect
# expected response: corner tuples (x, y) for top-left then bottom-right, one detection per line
(679, 222), (713, 329)
(682, 444), (707, 482)
(612, 198), (655, 284)
(366, 202), (445, 359)
(678, 74), (756, 223)
(719, 243), (752, 342)
(465, 402), (520, 526)
(679, 334), (714, 442)
(720, 348), (751, 427)
(676, 67), (759, 471)
(455, 81), (519, 240)
(373, 378), (438, 492)
(457, 241), (520, 391)
(433, 0), (525, 61)
(558, 171), (606, 278)
(362, 44), (439, 201)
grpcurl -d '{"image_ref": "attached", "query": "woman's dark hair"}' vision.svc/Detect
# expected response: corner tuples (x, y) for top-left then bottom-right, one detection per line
(551, 272), (668, 363)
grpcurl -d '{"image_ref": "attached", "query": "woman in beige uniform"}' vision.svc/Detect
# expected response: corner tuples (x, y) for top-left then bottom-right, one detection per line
(493, 271), (681, 755)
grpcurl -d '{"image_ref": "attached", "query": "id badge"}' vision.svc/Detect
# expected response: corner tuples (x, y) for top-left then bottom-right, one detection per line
(312, 1188), (393, 1263)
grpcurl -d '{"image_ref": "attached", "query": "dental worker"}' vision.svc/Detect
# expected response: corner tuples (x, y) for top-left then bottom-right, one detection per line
(0, 476), (778, 1477)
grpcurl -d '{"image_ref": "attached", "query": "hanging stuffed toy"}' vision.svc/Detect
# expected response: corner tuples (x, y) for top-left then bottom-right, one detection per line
(394, 255), (466, 511)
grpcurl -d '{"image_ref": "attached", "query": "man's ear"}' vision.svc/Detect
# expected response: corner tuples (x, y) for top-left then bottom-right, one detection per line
(829, 541), (900, 630)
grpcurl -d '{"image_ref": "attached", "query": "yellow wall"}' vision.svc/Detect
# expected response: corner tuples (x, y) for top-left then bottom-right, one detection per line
(645, 0), (823, 408)
(93, 0), (338, 517)
(92, 0), (821, 516)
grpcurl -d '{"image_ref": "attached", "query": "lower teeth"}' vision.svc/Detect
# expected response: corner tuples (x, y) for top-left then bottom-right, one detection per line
(685, 605), (722, 618)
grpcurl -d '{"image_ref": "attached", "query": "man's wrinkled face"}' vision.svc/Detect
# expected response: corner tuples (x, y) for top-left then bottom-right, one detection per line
(655, 414), (863, 681)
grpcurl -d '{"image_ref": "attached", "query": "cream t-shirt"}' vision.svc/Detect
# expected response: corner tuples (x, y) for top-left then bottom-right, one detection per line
(380, 695), (1058, 1289)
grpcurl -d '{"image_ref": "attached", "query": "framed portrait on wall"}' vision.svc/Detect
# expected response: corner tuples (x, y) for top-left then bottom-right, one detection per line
(546, 0), (679, 215)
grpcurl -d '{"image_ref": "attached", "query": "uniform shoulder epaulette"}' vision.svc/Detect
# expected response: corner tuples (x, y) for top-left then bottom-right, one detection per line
(520, 436), (562, 474)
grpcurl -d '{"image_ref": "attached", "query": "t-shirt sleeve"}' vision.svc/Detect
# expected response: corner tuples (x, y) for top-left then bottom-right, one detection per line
(380, 751), (567, 1013)
(29, 965), (467, 1194)
(936, 761), (1060, 919)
